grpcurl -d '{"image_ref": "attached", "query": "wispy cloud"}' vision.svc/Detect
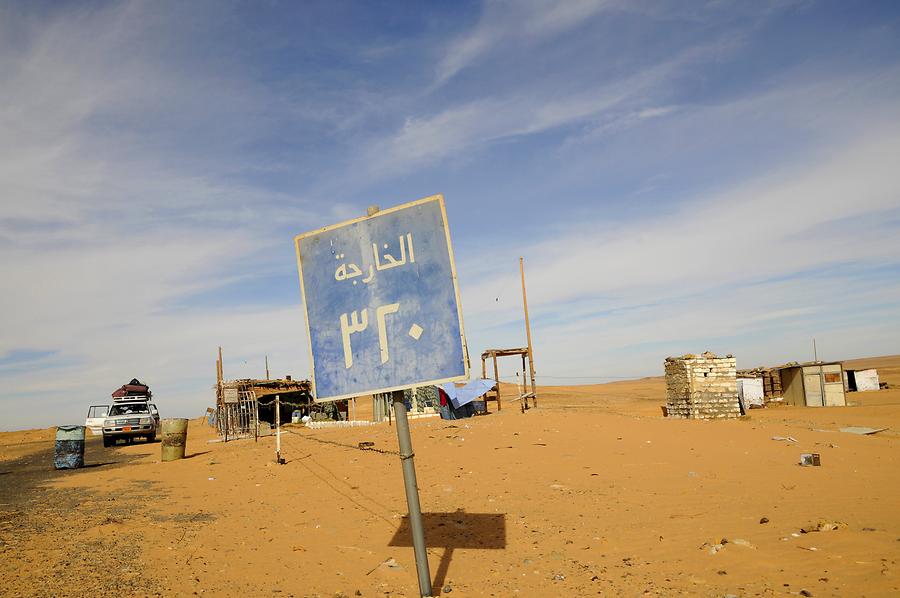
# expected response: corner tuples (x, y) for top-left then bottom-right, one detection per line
(364, 35), (740, 180)
(434, 0), (615, 87)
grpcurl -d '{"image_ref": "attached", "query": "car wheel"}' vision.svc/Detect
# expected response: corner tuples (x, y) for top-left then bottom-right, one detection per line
(103, 436), (112, 448)
(147, 433), (156, 443)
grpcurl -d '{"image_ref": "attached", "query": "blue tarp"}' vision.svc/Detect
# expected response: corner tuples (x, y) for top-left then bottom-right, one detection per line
(440, 378), (496, 409)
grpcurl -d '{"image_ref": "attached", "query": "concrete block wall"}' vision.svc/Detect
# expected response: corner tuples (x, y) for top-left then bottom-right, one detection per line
(665, 353), (740, 419)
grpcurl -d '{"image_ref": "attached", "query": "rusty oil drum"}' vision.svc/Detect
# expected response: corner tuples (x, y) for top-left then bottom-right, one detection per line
(160, 418), (189, 461)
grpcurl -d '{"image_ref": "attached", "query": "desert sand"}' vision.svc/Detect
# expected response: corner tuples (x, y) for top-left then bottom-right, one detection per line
(1, 356), (899, 597)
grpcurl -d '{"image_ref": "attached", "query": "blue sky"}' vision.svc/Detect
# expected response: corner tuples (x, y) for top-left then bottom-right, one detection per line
(2, 0), (900, 430)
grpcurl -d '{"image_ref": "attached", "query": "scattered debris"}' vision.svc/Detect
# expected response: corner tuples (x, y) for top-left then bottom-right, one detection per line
(799, 453), (821, 466)
(801, 520), (845, 533)
(366, 557), (405, 576)
(552, 573), (566, 581)
(730, 538), (755, 549)
(839, 427), (888, 435)
(759, 517), (769, 524)
(772, 436), (798, 442)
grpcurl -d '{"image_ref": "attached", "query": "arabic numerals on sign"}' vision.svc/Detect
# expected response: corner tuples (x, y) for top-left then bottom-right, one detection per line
(336, 233), (421, 370)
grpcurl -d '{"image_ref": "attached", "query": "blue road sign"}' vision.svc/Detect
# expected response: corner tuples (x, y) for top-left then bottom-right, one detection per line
(294, 194), (469, 402)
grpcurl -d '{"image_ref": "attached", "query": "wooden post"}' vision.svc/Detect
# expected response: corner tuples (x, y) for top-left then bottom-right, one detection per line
(275, 394), (283, 464)
(214, 359), (221, 435)
(520, 257), (537, 407)
(481, 355), (487, 378)
(521, 352), (528, 410)
(254, 397), (259, 443)
(265, 355), (270, 380)
(492, 352), (501, 411)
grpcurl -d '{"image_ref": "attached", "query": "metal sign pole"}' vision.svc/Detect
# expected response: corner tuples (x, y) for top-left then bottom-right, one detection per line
(391, 389), (432, 597)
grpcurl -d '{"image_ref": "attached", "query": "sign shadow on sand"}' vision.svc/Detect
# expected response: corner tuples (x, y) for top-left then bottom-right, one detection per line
(388, 511), (506, 589)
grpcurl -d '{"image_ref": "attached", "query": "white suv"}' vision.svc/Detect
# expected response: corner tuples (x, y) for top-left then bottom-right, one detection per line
(102, 400), (159, 447)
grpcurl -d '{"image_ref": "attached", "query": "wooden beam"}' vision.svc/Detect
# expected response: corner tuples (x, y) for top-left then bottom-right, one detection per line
(492, 352), (501, 411)
(520, 257), (537, 404)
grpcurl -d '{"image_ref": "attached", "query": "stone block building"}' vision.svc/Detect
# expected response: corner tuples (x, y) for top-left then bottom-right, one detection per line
(665, 352), (740, 419)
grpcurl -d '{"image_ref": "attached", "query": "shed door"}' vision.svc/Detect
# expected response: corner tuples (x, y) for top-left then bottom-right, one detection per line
(803, 373), (824, 406)
(822, 367), (845, 406)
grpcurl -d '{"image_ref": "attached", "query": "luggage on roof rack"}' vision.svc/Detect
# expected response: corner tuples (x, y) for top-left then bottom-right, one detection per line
(111, 378), (151, 399)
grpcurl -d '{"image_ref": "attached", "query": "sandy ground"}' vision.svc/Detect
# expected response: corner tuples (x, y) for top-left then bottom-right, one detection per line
(1, 357), (899, 597)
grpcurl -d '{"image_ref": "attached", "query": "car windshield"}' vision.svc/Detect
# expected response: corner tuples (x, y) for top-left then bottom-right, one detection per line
(109, 404), (150, 416)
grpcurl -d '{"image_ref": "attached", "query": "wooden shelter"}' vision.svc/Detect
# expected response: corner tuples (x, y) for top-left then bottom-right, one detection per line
(214, 347), (316, 438)
(481, 347), (537, 412)
(477, 257), (539, 414)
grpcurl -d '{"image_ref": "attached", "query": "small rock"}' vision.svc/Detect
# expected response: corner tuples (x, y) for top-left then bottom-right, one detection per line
(759, 517), (769, 524)
(442, 586), (452, 594)
(552, 573), (566, 581)
(800, 590), (813, 597)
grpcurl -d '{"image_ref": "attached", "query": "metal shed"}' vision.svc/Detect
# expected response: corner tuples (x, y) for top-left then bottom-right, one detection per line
(844, 368), (880, 392)
(778, 361), (846, 407)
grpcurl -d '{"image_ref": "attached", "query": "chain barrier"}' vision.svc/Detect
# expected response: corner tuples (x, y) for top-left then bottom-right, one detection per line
(282, 427), (400, 456)
(256, 398), (311, 408)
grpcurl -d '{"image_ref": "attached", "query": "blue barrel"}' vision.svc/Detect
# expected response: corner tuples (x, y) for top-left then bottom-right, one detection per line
(55, 425), (85, 469)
